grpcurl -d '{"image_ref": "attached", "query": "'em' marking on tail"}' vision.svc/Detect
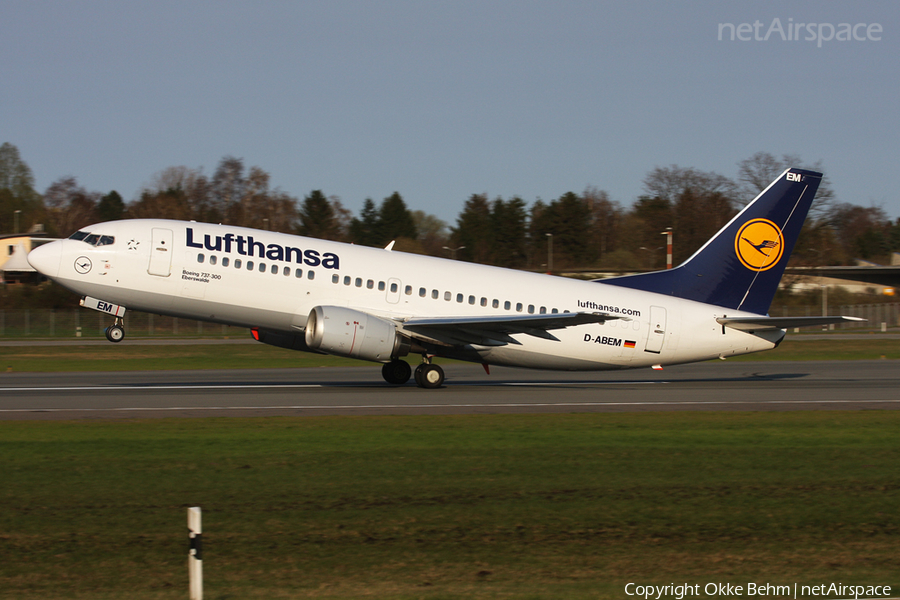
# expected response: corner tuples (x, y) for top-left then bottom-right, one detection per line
(734, 218), (784, 271)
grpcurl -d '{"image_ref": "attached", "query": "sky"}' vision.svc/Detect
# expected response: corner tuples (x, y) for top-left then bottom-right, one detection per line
(2, 1), (898, 226)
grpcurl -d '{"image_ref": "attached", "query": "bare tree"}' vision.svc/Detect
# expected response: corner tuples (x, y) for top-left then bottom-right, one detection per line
(42, 176), (100, 236)
(737, 151), (834, 218)
(643, 165), (738, 205)
(641, 166), (739, 263)
(140, 166), (214, 222)
(411, 210), (449, 256)
(212, 156), (246, 223)
(0, 143), (43, 232)
(329, 196), (353, 242)
(583, 186), (621, 261)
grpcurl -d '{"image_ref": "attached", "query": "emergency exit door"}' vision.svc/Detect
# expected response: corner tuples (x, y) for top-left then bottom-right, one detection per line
(644, 306), (666, 354)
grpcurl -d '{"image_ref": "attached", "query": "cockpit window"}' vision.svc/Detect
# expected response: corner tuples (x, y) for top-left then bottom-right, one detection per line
(69, 231), (114, 246)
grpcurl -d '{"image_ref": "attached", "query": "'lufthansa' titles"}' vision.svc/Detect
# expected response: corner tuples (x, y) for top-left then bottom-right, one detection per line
(186, 228), (340, 269)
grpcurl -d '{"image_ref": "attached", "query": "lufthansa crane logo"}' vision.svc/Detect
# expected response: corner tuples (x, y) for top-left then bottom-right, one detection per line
(74, 256), (93, 275)
(735, 219), (784, 271)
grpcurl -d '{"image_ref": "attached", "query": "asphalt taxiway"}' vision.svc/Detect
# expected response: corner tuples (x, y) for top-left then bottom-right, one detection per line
(0, 360), (897, 420)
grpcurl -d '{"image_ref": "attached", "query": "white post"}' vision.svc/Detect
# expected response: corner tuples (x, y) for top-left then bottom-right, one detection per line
(188, 507), (203, 600)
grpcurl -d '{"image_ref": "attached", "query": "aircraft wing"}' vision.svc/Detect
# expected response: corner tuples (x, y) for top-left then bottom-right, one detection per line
(398, 311), (623, 347)
(716, 316), (866, 332)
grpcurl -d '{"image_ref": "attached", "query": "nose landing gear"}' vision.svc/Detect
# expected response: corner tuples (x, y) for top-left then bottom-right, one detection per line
(105, 318), (125, 343)
(80, 297), (127, 343)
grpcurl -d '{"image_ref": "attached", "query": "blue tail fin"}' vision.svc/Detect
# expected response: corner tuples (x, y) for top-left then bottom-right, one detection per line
(603, 168), (822, 314)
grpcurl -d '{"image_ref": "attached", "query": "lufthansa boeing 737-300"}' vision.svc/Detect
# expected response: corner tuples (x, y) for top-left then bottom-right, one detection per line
(27, 168), (861, 388)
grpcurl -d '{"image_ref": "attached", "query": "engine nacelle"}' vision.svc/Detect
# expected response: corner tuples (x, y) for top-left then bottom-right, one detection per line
(251, 328), (323, 353)
(304, 306), (408, 363)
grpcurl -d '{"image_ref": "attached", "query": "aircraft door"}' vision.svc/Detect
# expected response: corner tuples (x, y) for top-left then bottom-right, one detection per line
(644, 305), (666, 354)
(148, 228), (174, 277)
(386, 278), (402, 304)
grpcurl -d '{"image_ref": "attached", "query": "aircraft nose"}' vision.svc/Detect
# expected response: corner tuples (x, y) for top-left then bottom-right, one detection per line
(27, 241), (62, 278)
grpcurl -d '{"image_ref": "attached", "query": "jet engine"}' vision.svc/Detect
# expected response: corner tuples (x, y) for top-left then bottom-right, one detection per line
(251, 328), (322, 353)
(304, 305), (409, 363)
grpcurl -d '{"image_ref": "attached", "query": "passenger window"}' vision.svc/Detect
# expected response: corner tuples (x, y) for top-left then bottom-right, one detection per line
(307, 271), (315, 280)
(552, 308), (558, 314)
(405, 285), (412, 295)
(468, 295), (475, 305)
(235, 259), (242, 269)
(419, 287), (426, 297)
(247, 261), (254, 270)
(344, 276), (351, 285)
(432, 289), (439, 299)
(528, 305), (535, 314)
(210, 256), (217, 265)
(297, 269), (304, 278)
(539, 306), (546, 314)
(379, 281), (386, 291)
(222, 257), (230, 267)
(271, 265), (278, 274)
(457, 293), (464, 303)
(367, 280), (374, 289)
(259, 263), (266, 272)
(516, 303), (523, 312)
(390, 282), (398, 293)
(504, 301), (511, 310)
(332, 274), (340, 284)
(481, 297), (487, 307)
(355, 278), (362, 287)
(492, 299), (499, 309)
(444, 291), (451, 301)
(283, 266), (290, 276)
(197, 253), (205, 263)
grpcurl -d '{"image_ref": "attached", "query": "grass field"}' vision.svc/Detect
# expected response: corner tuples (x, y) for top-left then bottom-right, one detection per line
(1, 412), (898, 599)
(2, 338), (898, 598)
(2, 337), (899, 372)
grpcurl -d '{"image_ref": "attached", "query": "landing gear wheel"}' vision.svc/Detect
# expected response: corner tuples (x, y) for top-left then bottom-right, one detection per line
(381, 360), (411, 385)
(415, 363), (444, 389)
(105, 324), (125, 343)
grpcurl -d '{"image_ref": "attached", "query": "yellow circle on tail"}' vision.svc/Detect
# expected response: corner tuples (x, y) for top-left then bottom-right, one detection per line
(735, 219), (784, 271)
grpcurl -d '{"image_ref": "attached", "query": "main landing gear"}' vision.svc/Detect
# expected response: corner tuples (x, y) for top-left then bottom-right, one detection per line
(380, 357), (445, 389)
(381, 359), (411, 385)
(105, 318), (125, 343)
(414, 362), (444, 389)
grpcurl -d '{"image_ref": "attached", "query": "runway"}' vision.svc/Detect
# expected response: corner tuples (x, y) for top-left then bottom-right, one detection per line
(0, 360), (897, 420)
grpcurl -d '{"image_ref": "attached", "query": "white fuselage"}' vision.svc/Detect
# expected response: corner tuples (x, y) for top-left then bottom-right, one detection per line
(31, 219), (783, 370)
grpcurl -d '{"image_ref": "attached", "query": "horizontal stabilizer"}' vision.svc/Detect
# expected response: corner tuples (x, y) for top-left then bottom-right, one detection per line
(717, 315), (866, 332)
